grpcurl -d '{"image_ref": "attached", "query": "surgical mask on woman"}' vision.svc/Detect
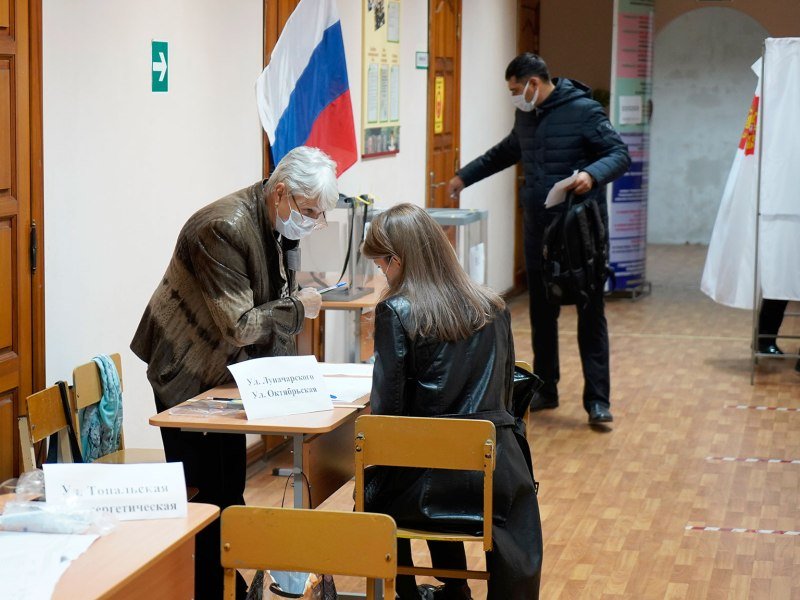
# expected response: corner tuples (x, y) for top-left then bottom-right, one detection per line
(275, 203), (316, 240)
(511, 80), (538, 112)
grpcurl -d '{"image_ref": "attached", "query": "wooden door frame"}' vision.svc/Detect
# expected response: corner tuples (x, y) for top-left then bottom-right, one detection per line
(0, 0), (45, 477)
(425, 0), (461, 209)
(511, 0), (540, 295)
(29, 0), (45, 392)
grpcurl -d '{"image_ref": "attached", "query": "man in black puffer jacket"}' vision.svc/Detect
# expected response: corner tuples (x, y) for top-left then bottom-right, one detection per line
(448, 53), (630, 426)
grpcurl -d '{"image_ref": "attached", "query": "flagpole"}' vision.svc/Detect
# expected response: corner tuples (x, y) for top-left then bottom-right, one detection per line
(751, 41), (766, 385)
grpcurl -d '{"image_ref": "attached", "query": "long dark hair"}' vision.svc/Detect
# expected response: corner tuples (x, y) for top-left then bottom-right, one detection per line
(362, 203), (505, 342)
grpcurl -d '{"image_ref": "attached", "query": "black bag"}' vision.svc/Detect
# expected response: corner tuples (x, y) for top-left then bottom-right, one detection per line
(512, 366), (544, 420)
(45, 381), (84, 464)
(511, 366), (543, 491)
(541, 192), (614, 307)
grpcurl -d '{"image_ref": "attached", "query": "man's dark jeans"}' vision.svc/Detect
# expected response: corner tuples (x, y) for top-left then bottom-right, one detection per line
(523, 202), (611, 412)
(526, 269), (610, 411)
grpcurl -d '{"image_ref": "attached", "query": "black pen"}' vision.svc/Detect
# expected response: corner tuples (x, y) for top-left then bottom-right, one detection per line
(319, 282), (348, 294)
(205, 396), (242, 401)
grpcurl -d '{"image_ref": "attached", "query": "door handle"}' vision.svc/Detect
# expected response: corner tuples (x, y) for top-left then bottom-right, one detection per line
(429, 171), (446, 188)
(30, 220), (38, 273)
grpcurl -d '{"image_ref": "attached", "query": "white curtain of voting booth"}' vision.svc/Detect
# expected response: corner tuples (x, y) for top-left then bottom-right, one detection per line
(702, 38), (800, 309)
(758, 37), (800, 302)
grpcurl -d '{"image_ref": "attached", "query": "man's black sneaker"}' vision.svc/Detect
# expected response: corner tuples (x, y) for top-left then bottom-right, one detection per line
(588, 403), (613, 424)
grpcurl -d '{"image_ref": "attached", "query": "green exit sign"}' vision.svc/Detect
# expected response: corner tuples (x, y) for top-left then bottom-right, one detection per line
(151, 40), (168, 92)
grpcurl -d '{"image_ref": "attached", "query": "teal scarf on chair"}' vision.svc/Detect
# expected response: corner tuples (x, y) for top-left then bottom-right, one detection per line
(79, 355), (123, 462)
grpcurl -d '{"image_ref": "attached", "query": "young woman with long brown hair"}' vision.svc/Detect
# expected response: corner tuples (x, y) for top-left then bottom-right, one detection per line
(362, 203), (543, 600)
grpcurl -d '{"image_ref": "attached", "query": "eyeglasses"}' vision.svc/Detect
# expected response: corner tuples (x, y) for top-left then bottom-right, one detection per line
(288, 193), (327, 230)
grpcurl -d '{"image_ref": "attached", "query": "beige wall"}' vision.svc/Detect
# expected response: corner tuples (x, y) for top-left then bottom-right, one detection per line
(539, 0), (614, 91)
(655, 0), (800, 36)
(539, 0), (800, 93)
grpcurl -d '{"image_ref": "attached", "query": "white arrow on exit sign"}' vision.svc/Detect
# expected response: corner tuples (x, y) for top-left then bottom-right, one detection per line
(153, 52), (167, 82)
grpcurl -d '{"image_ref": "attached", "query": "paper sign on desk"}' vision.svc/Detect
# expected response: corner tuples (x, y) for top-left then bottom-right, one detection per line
(43, 463), (187, 521)
(228, 355), (334, 419)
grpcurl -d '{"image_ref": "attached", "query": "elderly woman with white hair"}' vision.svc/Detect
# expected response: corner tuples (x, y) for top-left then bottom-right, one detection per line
(131, 145), (339, 600)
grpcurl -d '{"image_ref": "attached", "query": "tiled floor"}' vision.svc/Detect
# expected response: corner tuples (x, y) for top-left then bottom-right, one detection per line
(245, 244), (800, 599)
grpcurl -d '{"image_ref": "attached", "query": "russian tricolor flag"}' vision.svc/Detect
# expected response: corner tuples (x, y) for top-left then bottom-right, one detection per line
(256, 0), (357, 176)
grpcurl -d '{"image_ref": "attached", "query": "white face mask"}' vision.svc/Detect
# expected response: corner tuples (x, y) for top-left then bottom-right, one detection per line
(511, 80), (538, 112)
(275, 205), (316, 240)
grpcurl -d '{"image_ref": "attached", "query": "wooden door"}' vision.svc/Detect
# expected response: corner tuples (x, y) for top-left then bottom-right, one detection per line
(426, 0), (461, 208)
(0, 0), (40, 480)
(512, 0), (540, 291)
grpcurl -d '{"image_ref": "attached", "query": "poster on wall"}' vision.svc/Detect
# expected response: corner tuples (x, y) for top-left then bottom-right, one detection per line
(609, 0), (653, 292)
(362, 0), (400, 157)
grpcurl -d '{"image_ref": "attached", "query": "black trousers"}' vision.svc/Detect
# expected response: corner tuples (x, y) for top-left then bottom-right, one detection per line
(396, 538), (471, 599)
(526, 269), (611, 411)
(758, 299), (788, 348)
(155, 394), (248, 600)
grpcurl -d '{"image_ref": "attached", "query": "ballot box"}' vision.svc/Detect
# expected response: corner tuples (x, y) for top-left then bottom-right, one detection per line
(426, 208), (489, 285)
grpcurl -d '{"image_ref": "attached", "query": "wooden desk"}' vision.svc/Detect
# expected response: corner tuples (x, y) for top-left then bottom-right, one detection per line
(150, 385), (369, 508)
(53, 503), (218, 600)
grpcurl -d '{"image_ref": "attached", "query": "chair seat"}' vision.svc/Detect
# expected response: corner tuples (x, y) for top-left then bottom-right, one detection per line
(93, 448), (166, 464)
(396, 527), (485, 544)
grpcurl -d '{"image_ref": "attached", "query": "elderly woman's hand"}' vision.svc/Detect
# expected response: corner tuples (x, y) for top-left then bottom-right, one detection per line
(295, 287), (322, 319)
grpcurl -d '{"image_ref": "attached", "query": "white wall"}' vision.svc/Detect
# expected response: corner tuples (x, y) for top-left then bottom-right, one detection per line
(42, 0), (520, 446)
(649, 8), (767, 243)
(43, 0), (263, 448)
(459, 0), (518, 292)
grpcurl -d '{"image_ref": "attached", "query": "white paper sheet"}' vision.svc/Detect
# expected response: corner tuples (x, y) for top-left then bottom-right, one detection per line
(325, 376), (373, 406)
(228, 355), (333, 419)
(0, 531), (97, 599)
(544, 170), (579, 208)
(318, 362), (374, 377)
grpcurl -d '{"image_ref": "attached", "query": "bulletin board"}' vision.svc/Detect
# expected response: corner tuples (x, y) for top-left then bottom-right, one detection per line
(362, 0), (400, 157)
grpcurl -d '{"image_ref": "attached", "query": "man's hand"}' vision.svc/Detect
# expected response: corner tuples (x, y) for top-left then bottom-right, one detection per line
(446, 175), (465, 200)
(566, 171), (595, 195)
(296, 287), (322, 319)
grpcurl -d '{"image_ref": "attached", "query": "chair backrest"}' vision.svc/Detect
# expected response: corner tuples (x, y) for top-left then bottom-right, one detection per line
(353, 414), (496, 551)
(221, 506), (396, 599)
(21, 384), (77, 469)
(71, 353), (124, 449)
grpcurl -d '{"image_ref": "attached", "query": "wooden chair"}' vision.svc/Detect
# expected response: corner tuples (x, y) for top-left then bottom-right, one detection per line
(221, 506), (397, 600)
(19, 384), (79, 471)
(72, 353), (164, 464)
(353, 414), (496, 582)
